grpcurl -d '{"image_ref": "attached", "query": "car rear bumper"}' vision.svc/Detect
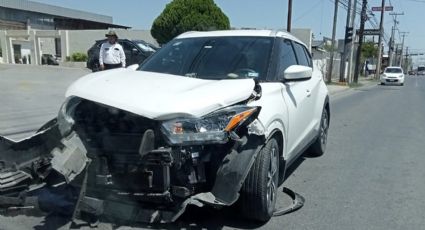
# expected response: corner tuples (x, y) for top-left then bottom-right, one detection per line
(381, 78), (404, 84)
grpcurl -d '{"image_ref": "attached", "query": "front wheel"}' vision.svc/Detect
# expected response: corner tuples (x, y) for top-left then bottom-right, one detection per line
(240, 138), (279, 222)
(307, 108), (329, 157)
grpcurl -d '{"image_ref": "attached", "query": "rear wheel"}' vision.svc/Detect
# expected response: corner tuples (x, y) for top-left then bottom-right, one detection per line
(240, 138), (279, 222)
(307, 108), (329, 157)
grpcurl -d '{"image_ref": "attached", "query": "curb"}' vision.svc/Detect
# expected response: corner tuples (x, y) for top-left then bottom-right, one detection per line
(327, 79), (378, 96)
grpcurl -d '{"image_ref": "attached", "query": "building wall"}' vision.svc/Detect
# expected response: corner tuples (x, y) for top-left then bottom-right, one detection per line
(39, 37), (56, 55)
(0, 29), (157, 64)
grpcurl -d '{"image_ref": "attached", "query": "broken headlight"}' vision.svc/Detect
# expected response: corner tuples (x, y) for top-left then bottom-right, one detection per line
(161, 106), (260, 145)
(57, 96), (81, 135)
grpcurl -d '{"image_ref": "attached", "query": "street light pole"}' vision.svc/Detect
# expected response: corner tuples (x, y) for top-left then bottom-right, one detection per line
(287, 0), (293, 32)
(375, 0), (385, 79)
(404, 46), (409, 71)
(353, 0), (368, 84)
(326, 0), (339, 83)
(388, 25), (395, 66)
(388, 12), (404, 66)
(339, 0), (353, 83)
(399, 32), (408, 66)
(347, 0), (358, 83)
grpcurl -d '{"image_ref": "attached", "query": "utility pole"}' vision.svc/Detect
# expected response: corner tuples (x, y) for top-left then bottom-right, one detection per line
(404, 46), (409, 71)
(399, 32), (408, 66)
(326, 0), (339, 83)
(388, 12), (404, 66)
(287, 0), (293, 32)
(353, 0), (367, 84)
(375, 0), (385, 79)
(388, 25), (395, 66)
(339, 0), (353, 83)
(346, 0), (358, 83)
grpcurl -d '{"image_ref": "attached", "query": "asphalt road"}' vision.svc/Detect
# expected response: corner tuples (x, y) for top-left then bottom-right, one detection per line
(1, 66), (424, 229)
(0, 64), (89, 140)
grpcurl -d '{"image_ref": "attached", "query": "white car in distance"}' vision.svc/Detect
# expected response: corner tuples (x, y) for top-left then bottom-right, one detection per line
(381, 66), (405, 86)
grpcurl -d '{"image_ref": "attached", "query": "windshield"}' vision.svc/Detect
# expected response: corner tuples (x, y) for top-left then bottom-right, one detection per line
(136, 42), (156, 52)
(139, 36), (273, 80)
(385, 68), (402, 73)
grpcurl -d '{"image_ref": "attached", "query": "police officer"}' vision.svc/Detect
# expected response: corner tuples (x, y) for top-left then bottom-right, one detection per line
(99, 31), (126, 70)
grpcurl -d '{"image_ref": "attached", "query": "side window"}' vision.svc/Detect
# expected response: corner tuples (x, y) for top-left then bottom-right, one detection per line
(293, 42), (310, 67)
(278, 39), (298, 75)
(303, 46), (313, 67)
(120, 42), (133, 56)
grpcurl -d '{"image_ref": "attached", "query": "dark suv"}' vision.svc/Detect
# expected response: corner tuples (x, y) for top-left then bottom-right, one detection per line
(86, 39), (158, 71)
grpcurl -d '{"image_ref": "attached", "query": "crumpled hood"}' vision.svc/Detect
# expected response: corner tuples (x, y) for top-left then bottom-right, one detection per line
(66, 68), (255, 120)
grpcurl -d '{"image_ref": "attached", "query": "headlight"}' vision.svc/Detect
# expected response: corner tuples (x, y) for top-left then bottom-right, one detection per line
(57, 97), (81, 136)
(161, 106), (260, 145)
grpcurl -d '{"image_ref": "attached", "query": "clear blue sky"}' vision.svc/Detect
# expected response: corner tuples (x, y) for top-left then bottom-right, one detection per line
(32, 0), (425, 63)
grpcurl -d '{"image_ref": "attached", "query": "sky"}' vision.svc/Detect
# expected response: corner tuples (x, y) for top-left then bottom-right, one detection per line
(31, 0), (425, 64)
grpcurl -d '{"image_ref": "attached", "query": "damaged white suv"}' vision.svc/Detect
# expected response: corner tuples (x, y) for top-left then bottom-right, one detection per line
(0, 30), (329, 224)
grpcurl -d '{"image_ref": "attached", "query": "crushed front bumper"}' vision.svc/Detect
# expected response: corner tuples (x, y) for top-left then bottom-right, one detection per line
(0, 118), (265, 224)
(0, 122), (88, 195)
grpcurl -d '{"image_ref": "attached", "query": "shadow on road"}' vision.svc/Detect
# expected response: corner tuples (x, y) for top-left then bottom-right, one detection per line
(26, 206), (267, 230)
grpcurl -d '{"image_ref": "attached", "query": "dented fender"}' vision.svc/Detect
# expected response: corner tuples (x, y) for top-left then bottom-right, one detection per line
(196, 134), (266, 206)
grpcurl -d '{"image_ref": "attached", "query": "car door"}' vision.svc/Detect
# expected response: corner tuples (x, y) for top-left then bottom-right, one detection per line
(120, 41), (134, 66)
(292, 41), (322, 140)
(278, 39), (315, 160)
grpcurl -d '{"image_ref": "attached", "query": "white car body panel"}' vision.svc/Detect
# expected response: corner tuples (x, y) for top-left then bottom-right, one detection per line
(249, 73), (327, 161)
(281, 69), (323, 159)
(66, 68), (255, 120)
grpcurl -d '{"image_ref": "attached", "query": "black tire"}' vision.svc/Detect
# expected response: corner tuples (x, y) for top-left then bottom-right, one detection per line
(307, 108), (329, 157)
(240, 138), (279, 222)
(401, 83), (404, 86)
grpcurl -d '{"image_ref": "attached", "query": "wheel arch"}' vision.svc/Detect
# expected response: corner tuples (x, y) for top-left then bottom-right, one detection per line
(324, 95), (330, 125)
(267, 129), (284, 160)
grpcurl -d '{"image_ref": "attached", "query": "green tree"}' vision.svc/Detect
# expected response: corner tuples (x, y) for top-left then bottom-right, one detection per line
(361, 41), (378, 59)
(151, 0), (230, 45)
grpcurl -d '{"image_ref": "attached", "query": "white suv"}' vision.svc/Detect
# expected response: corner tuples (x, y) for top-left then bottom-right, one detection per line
(0, 30), (330, 223)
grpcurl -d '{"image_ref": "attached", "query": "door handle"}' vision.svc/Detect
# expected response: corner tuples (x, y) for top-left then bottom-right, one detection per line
(306, 89), (311, 97)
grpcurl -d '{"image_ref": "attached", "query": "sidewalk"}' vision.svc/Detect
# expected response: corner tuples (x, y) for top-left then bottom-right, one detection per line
(326, 76), (378, 95)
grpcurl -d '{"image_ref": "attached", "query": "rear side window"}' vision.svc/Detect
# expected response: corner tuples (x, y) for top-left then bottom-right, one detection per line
(293, 42), (310, 67)
(302, 46), (313, 67)
(278, 39), (298, 75)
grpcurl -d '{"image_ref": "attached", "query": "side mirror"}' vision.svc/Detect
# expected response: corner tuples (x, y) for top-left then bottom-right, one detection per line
(283, 65), (312, 81)
(127, 64), (139, 70)
(132, 48), (140, 54)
